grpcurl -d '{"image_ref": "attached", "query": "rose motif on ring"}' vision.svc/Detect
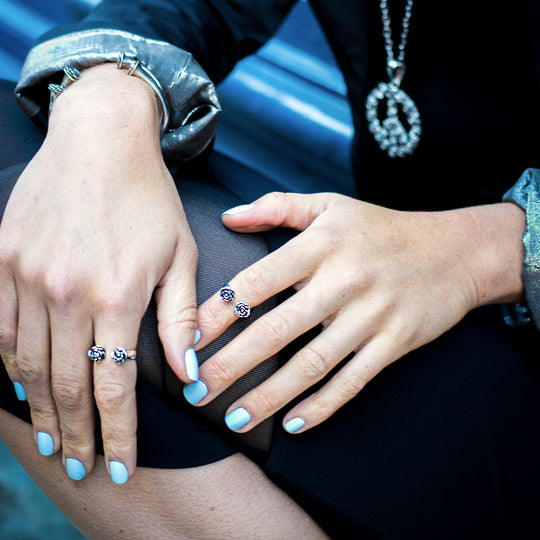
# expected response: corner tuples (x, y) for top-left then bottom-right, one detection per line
(111, 347), (129, 364)
(234, 302), (251, 318)
(88, 345), (106, 363)
(219, 284), (235, 303)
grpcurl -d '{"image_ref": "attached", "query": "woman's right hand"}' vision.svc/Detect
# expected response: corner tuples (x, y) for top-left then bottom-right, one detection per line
(0, 65), (199, 483)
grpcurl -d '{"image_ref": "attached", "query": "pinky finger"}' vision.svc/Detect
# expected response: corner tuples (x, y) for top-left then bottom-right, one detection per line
(282, 337), (395, 434)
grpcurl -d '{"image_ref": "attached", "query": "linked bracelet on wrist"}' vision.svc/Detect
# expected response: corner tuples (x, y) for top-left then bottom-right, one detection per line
(48, 52), (170, 136)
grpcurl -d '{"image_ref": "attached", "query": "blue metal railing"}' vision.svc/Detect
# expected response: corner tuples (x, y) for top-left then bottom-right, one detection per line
(0, 0), (354, 194)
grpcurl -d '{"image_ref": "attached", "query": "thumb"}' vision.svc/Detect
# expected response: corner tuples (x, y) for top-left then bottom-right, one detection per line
(155, 243), (200, 384)
(221, 192), (331, 232)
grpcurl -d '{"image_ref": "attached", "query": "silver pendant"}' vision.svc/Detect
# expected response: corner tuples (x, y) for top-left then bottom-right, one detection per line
(365, 81), (421, 158)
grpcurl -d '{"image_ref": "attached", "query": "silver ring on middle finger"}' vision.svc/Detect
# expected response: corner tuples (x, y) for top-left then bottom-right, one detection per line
(88, 345), (106, 363)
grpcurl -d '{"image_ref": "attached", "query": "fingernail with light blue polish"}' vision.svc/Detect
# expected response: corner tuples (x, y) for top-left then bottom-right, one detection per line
(183, 380), (208, 405)
(13, 382), (26, 401)
(37, 432), (54, 456)
(66, 458), (86, 481)
(284, 417), (305, 434)
(225, 407), (251, 431)
(109, 461), (129, 485)
(221, 204), (253, 217)
(184, 348), (199, 381)
(194, 329), (201, 345)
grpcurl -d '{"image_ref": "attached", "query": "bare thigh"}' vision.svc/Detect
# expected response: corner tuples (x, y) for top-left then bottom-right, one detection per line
(0, 409), (328, 540)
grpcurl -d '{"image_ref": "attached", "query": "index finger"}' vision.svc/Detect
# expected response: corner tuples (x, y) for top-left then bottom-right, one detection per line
(195, 232), (314, 349)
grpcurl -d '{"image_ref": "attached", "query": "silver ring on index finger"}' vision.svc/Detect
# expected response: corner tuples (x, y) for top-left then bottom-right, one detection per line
(110, 347), (137, 364)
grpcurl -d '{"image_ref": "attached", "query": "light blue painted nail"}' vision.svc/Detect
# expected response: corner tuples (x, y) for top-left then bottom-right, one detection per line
(13, 382), (26, 401)
(183, 380), (208, 405)
(221, 204), (254, 217)
(284, 417), (305, 434)
(184, 348), (199, 381)
(225, 407), (251, 431)
(109, 461), (129, 485)
(37, 432), (54, 456)
(194, 329), (201, 345)
(66, 458), (86, 481)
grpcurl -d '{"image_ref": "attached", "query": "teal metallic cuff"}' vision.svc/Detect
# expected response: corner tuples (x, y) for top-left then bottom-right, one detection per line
(503, 168), (540, 329)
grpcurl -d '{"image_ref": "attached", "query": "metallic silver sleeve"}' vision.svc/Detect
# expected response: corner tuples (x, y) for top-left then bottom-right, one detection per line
(15, 28), (221, 162)
(503, 168), (540, 329)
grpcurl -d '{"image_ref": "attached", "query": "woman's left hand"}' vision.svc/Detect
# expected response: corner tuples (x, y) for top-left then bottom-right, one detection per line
(190, 192), (524, 433)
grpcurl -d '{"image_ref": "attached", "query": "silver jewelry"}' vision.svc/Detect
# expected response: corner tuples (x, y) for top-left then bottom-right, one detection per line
(88, 345), (106, 363)
(234, 302), (251, 318)
(46, 54), (170, 137)
(365, 0), (421, 158)
(117, 52), (170, 137)
(48, 66), (81, 117)
(219, 283), (235, 302)
(110, 347), (137, 364)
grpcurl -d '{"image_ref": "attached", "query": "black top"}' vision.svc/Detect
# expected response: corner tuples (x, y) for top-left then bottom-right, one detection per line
(42, 0), (540, 210)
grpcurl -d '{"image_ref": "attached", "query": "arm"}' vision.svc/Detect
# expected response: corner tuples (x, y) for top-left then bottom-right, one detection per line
(0, 63), (203, 482)
(4, 0), (294, 483)
(15, 0), (295, 157)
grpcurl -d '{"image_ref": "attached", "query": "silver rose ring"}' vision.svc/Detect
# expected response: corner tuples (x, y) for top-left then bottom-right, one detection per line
(88, 345), (106, 363)
(234, 302), (251, 318)
(219, 283), (235, 302)
(110, 347), (137, 364)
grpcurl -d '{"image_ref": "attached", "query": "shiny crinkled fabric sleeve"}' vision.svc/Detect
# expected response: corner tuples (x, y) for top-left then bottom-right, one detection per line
(14, 0), (295, 162)
(503, 168), (540, 329)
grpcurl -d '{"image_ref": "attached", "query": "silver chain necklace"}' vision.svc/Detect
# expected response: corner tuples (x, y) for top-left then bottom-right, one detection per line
(365, 0), (421, 158)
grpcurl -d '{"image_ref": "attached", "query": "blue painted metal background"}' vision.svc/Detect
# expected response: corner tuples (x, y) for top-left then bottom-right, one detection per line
(0, 0), (354, 197)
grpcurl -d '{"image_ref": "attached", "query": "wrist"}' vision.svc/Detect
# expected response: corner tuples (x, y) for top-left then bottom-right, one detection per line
(48, 63), (162, 143)
(462, 203), (525, 307)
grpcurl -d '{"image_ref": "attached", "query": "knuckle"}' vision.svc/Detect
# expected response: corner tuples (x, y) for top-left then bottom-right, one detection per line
(104, 433), (134, 456)
(241, 265), (267, 300)
(309, 395), (334, 419)
(0, 245), (16, 267)
(296, 347), (331, 380)
(252, 386), (278, 415)
(61, 430), (93, 449)
(94, 379), (130, 412)
(53, 378), (90, 413)
(206, 355), (235, 387)
(200, 300), (223, 333)
(162, 305), (198, 332)
(29, 402), (57, 423)
(44, 268), (79, 305)
(258, 312), (289, 349)
(16, 357), (47, 385)
(0, 323), (17, 353)
(263, 191), (284, 206)
(339, 372), (366, 400)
